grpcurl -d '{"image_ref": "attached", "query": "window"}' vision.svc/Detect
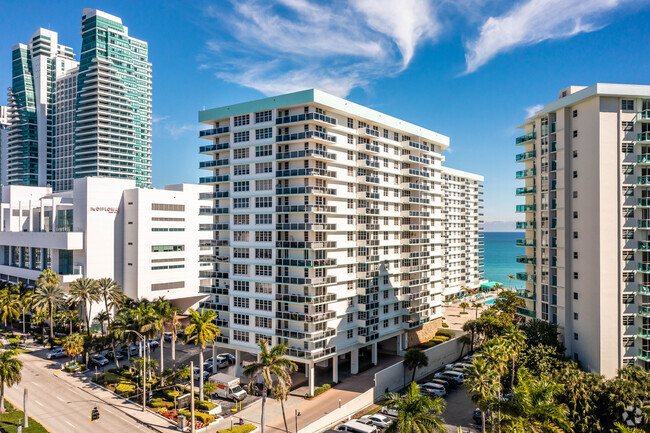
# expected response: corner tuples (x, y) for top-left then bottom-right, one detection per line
(623, 229), (634, 239)
(255, 197), (272, 208)
(255, 265), (272, 276)
(573, 292), (579, 300)
(623, 143), (634, 153)
(256, 231), (272, 242)
(152, 203), (185, 212)
(255, 317), (272, 328)
(622, 100), (634, 111)
(234, 165), (250, 176)
(234, 215), (250, 225)
(573, 272), (579, 279)
(573, 211), (578, 219)
(573, 231), (578, 239)
(573, 171), (578, 178)
(347, 118), (353, 128)
(574, 313), (578, 320)
(255, 299), (272, 311)
(234, 314), (249, 325)
(347, 329), (354, 339)
(233, 248), (249, 259)
(233, 281), (249, 292)
(573, 150), (578, 158)
(152, 245), (184, 252)
(233, 297), (249, 308)
(255, 282), (273, 293)
(573, 191), (578, 198)
(572, 110), (578, 117)
(234, 181), (249, 192)
(233, 148), (249, 159)
(233, 114), (250, 126)
(233, 264), (248, 275)
(573, 252), (578, 259)
(233, 330), (249, 342)
(623, 315), (635, 326)
(255, 110), (272, 123)
(256, 162), (272, 173)
(234, 198), (249, 209)
(623, 272), (634, 282)
(256, 179), (272, 190)
(255, 249), (272, 259)
(234, 131), (250, 143)
(622, 294), (635, 304)
(255, 214), (272, 225)
(623, 337), (635, 347)
(622, 121), (634, 131)
(572, 130), (578, 138)
(574, 333), (579, 340)
(233, 231), (249, 241)
(255, 143), (272, 155)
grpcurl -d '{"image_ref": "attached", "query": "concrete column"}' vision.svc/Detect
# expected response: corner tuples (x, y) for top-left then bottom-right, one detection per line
(308, 364), (315, 396)
(332, 356), (339, 383)
(396, 335), (405, 356)
(371, 342), (378, 365)
(235, 350), (242, 377)
(212, 344), (217, 374)
(351, 349), (359, 375)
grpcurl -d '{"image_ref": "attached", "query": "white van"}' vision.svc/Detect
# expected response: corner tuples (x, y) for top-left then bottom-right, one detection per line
(336, 420), (378, 433)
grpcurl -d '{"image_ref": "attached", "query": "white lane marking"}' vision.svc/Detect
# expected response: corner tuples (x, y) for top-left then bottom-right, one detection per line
(35, 400), (44, 407)
(64, 420), (76, 428)
(55, 396), (65, 402)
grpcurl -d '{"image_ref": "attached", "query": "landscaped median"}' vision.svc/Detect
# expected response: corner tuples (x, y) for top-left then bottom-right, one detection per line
(419, 329), (455, 349)
(0, 399), (49, 433)
(216, 424), (257, 433)
(305, 382), (335, 399)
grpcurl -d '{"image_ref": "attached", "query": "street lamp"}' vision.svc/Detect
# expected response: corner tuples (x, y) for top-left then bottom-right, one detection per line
(124, 330), (147, 412)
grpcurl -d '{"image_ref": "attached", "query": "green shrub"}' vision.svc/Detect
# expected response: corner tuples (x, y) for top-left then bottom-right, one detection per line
(441, 323), (449, 328)
(178, 410), (215, 425)
(307, 383), (334, 398)
(420, 340), (440, 349)
(217, 425), (257, 433)
(197, 400), (216, 411)
(157, 407), (167, 414)
(7, 338), (20, 347)
(115, 381), (136, 396)
(163, 389), (181, 400)
(436, 329), (455, 339)
(97, 372), (123, 385)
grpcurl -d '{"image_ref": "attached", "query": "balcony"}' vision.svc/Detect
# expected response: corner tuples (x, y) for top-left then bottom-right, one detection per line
(274, 293), (336, 304)
(199, 207), (229, 215)
(515, 132), (536, 144)
(638, 176), (650, 185)
(639, 220), (650, 229)
(200, 191), (230, 200)
(275, 258), (337, 267)
(276, 168), (336, 178)
(276, 186), (336, 196)
(276, 204), (336, 213)
(638, 349), (650, 362)
(516, 239), (536, 247)
(516, 307), (536, 318)
(516, 272), (535, 282)
(516, 204), (536, 213)
(358, 127), (380, 138)
(515, 150), (536, 161)
(516, 168), (536, 179)
(639, 264), (650, 273)
(199, 301), (229, 312)
(199, 175), (229, 184)
(638, 154), (650, 164)
(639, 241), (650, 250)
(516, 255), (536, 265)
(275, 275), (336, 285)
(275, 310), (336, 322)
(276, 130), (336, 143)
(516, 221), (535, 229)
(638, 132), (650, 143)
(639, 306), (650, 317)
(276, 149), (336, 161)
(276, 223), (336, 231)
(516, 186), (536, 195)
(357, 191), (380, 200)
(275, 112), (337, 126)
(639, 198), (650, 207)
(275, 241), (337, 249)
(275, 327), (336, 342)
(200, 142), (230, 153)
(285, 345), (335, 361)
(635, 110), (650, 123)
(200, 126), (230, 137)
(516, 290), (536, 301)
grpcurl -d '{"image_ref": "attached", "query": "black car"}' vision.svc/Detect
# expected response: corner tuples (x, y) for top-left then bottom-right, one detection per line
(105, 351), (124, 361)
(473, 409), (491, 425)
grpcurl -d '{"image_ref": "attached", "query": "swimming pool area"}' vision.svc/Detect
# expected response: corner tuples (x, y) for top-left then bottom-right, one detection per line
(483, 298), (496, 305)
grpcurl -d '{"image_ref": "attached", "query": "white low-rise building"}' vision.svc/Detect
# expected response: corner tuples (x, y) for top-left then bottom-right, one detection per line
(0, 177), (211, 313)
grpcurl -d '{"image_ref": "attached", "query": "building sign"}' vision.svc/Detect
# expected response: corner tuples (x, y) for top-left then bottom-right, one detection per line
(90, 207), (119, 214)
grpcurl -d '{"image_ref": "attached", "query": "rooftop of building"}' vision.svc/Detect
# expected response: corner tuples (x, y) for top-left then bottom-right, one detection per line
(199, 88), (450, 149)
(441, 166), (484, 182)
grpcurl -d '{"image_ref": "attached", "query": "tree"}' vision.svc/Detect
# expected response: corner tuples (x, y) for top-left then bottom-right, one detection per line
(478, 338), (510, 432)
(507, 274), (515, 289)
(0, 291), (20, 329)
(466, 357), (499, 433)
(462, 320), (480, 352)
(33, 282), (67, 340)
(67, 277), (100, 336)
(459, 301), (470, 314)
(501, 368), (572, 433)
(472, 302), (481, 319)
(36, 269), (60, 290)
(271, 385), (291, 433)
(148, 297), (173, 375)
(0, 350), (22, 413)
(203, 382), (217, 402)
(20, 292), (33, 334)
(383, 382), (446, 433)
(96, 277), (124, 367)
(62, 333), (84, 363)
(459, 334), (472, 358)
(243, 340), (297, 433)
(520, 319), (564, 352)
(169, 309), (182, 369)
(95, 311), (110, 336)
(404, 349), (428, 383)
(183, 308), (219, 401)
(502, 326), (527, 393)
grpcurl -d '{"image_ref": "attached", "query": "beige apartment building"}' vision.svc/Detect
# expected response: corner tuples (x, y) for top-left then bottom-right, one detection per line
(516, 83), (650, 377)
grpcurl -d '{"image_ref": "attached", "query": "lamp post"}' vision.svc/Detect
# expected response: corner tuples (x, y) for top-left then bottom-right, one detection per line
(124, 330), (146, 412)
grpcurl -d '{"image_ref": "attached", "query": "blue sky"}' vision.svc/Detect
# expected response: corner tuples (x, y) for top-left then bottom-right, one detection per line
(2, 0), (650, 229)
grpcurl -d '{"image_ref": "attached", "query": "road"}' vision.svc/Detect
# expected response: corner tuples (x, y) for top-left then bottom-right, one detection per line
(5, 349), (176, 433)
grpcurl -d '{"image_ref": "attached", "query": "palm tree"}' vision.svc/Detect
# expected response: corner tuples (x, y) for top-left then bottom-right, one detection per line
(96, 277), (124, 367)
(148, 297), (173, 375)
(62, 333), (84, 363)
(465, 357), (499, 433)
(183, 308), (220, 401)
(404, 349), (428, 383)
(472, 302), (481, 319)
(203, 381), (217, 402)
(95, 311), (110, 336)
(33, 283), (67, 340)
(271, 385), (291, 433)
(0, 291), (20, 329)
(462, 320), (480, 353)
(20, 292), (33, 334)
(479, 339), (510, 432)
(0, 350), (23, 413)
(459, 301), (470, 314)
(170, 309), (182, 369)
(243, 340), (297, 433)
(507, 274), (515, 290)
(383, 382), (446, 433)
(60, 309), (78, 335)
(36, 269), (60, 289)
(67, 277), (100, 336)
(459, 334), (472, 357)
(502, 326), (527, 392)
(501, 368), (572, 432)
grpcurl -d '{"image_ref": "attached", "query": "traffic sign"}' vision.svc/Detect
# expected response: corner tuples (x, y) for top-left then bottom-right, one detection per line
(91, 407), (100, 422)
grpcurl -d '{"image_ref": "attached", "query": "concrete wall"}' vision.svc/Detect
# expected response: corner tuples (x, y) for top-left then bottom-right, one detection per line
(298, 388), (375, 433)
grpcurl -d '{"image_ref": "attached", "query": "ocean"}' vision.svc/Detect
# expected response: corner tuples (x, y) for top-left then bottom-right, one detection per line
(482, 232), (525, 290)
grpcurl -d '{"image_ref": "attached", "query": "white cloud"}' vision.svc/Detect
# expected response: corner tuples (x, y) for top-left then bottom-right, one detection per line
(202, 0), (439, 97)
(525, 104), (543, 118)
(464, 0), (625, 74)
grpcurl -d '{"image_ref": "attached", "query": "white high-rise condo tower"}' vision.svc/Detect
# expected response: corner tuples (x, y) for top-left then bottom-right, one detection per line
(515, 83), (650, 377)
(198, 89), (483, 395)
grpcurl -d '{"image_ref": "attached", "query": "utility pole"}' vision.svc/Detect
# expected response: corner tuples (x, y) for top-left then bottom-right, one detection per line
(190, 361), (196, 433)
(142, 339), (146, 412)
(23, 388), (28, 428)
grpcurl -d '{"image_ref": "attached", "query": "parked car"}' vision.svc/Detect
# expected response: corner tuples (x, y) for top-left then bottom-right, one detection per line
(473, 408), (491, 425)
(46, 348), (66, 359)
(149, 340), (160, 349)
(193, 367), (210, 381)
(89, 354), (109, 366)
(420, 382), (446, 393)
(379, 407), (398, 418)
(429, 378), (452, 391)
(420, 385), (445, 397)
(164, 332), (173, 342)
(434, 371), (464, 384)
(359, 415), (392, 429)
(121, 345), (139, 357)
(336, 420), (378, 433)
(105, 350), (124, 361)
(216, 353), (235, 364)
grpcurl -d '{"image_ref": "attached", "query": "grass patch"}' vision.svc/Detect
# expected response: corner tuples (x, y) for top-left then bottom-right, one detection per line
(216, 425), (256, 433)
(0, 399), (49, 433)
